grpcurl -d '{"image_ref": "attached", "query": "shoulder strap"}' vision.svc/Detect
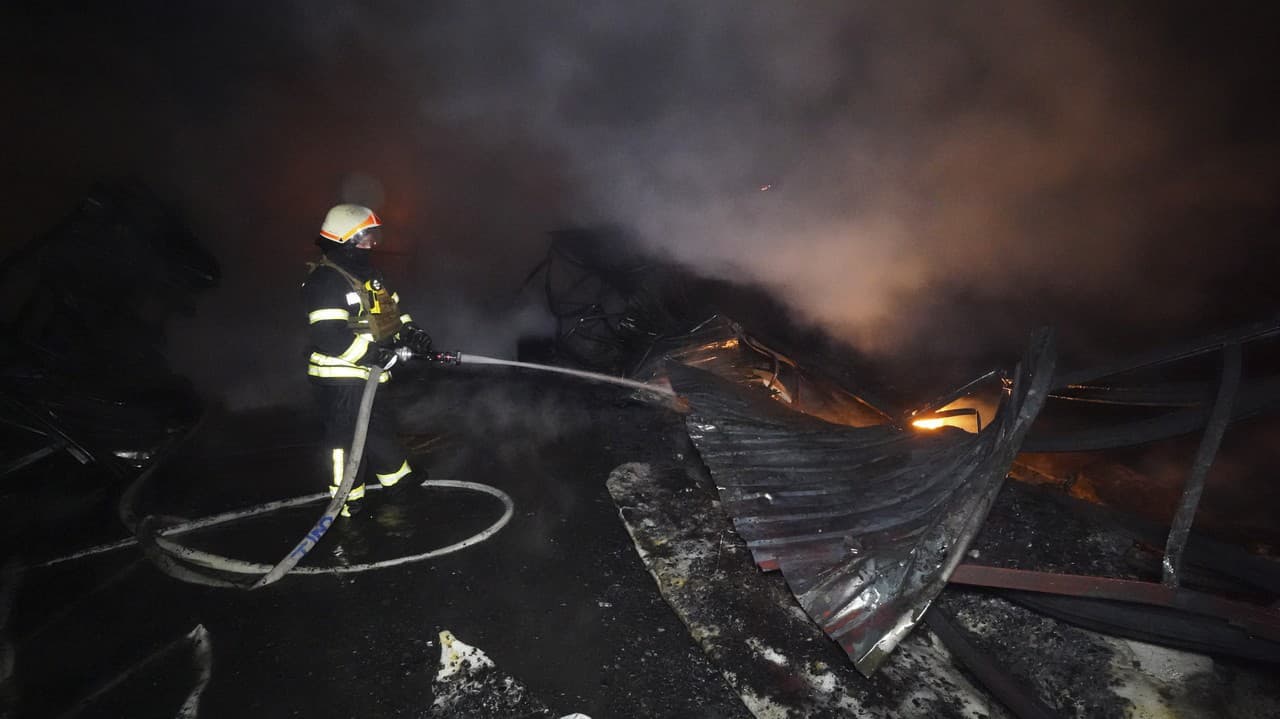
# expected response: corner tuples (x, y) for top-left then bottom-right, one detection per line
(309, 255), (366, 294)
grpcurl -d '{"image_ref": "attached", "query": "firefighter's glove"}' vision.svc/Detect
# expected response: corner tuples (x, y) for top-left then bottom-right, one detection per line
(399, 323), (434, 354)
(373, 346), (411, 370)
(426, 350), (461, 367)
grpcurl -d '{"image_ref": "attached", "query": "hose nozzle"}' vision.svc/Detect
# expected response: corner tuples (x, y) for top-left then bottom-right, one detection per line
(427, 350), (461, 366)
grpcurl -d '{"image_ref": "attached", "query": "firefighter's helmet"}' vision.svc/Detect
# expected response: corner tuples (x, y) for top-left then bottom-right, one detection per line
(319, 204), (382, 246)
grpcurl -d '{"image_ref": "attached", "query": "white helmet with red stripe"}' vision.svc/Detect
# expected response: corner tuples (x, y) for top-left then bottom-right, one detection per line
(319, 204), (382, 247)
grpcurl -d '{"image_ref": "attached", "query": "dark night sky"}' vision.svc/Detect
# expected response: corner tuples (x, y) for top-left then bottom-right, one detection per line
(4, 1), (1279, 408)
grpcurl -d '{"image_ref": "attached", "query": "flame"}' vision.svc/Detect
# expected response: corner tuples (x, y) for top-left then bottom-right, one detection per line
(908, 396), (997, 433)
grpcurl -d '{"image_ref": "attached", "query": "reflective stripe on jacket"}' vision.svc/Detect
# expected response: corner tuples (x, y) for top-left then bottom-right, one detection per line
(302, 259), (410, 383)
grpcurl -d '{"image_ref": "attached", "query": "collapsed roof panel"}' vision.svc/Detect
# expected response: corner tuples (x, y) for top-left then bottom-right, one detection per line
(667, 328), (1056, 674)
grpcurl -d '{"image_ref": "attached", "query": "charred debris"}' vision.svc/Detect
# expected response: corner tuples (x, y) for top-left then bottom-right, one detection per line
(4, 204), (1279, 715)
(528, 227), (1280, 713)
(1, 183), (217, 549)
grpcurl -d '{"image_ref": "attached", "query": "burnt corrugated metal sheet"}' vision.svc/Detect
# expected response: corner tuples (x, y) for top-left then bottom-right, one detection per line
(637, 315), (895, 428)
(669, 328), (1055, 675)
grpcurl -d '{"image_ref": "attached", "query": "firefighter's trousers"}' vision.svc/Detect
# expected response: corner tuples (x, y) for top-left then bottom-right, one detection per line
(312, 381), (413, 508)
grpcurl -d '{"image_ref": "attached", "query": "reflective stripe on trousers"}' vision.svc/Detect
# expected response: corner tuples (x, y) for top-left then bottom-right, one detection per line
(376, 459), (412, 487)
(328, 448), (366, 501)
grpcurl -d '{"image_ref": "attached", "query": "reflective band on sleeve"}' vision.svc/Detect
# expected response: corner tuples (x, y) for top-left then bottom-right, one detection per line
(345, 292), (361, 306)
(309, 308), (351, 323)
(337, 334), (371, 362)
(398, 313), (413, 324)
(309, 352), (359, 366)
(307, 365), (391, 382)
(391, 292), (400, 303)
(376, 460), (412, 487)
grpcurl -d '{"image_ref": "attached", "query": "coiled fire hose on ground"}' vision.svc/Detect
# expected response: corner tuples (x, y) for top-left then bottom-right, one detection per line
(98, 353), (671, 589)
(117, 366), (383, 589)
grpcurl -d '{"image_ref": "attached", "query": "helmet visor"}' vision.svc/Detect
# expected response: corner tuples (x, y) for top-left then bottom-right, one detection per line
(351, 227), (382, 249)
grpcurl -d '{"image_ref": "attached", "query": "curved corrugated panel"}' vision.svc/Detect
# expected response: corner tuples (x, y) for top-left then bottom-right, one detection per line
(669, 328), (1055, 675)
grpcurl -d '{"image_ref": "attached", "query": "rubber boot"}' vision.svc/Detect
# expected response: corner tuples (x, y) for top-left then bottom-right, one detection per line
(339, 497), (365, 518)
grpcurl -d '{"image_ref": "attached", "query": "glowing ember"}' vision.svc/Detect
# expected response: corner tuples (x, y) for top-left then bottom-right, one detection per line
(912, 417), (949, 430)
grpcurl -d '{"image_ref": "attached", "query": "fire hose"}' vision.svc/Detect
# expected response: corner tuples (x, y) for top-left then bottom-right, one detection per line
(104, 351), (672, 589)
(117, 365), (385, 589)
(252, 360), (380, 587)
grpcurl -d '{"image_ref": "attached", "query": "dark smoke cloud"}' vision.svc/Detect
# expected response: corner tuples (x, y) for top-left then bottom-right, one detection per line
(298, 0), (1280, 372)
(6, 2), (1279, 405)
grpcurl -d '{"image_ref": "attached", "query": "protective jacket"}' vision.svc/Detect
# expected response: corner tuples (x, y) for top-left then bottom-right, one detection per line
(302, 252), (413, 383)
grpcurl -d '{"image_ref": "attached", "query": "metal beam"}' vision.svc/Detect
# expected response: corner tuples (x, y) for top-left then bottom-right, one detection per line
(1162, 342), (1241, 588)
(949, 564), (1280, 643)
(1051, 315), (1279, 388)
(0, 440), (65, 477)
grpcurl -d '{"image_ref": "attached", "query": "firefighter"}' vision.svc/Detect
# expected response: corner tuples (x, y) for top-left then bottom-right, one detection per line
(302, 204), (447, 517)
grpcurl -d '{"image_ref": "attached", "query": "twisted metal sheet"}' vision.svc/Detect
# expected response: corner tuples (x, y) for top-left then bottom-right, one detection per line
(670, 328), (1055, 674)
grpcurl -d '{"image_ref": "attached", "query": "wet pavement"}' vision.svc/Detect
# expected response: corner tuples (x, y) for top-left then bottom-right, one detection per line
(14, 362), (1280, 718)
(8, 367), (750, 718)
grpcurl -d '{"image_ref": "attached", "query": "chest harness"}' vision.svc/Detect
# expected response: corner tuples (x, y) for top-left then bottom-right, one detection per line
(309, 256), (404, 342)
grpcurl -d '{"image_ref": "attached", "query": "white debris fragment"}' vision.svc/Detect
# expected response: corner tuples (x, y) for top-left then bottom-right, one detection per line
(746, 637), (789, 666)
(175, 624), (213, 719)
(431, 629), (593, 718)
(739, 687), (793, 719)
(805, 665), (837, 693)
(435, 630), (495, 682)
(1104, 636), (1217, 717)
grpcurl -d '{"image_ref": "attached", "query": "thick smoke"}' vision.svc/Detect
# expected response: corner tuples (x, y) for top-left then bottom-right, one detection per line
(307, 0), (1280, 373)
(6, 2), (1279, 405)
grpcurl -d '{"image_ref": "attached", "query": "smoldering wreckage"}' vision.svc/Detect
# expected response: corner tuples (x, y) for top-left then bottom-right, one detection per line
(2, 187), (1279, 718)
